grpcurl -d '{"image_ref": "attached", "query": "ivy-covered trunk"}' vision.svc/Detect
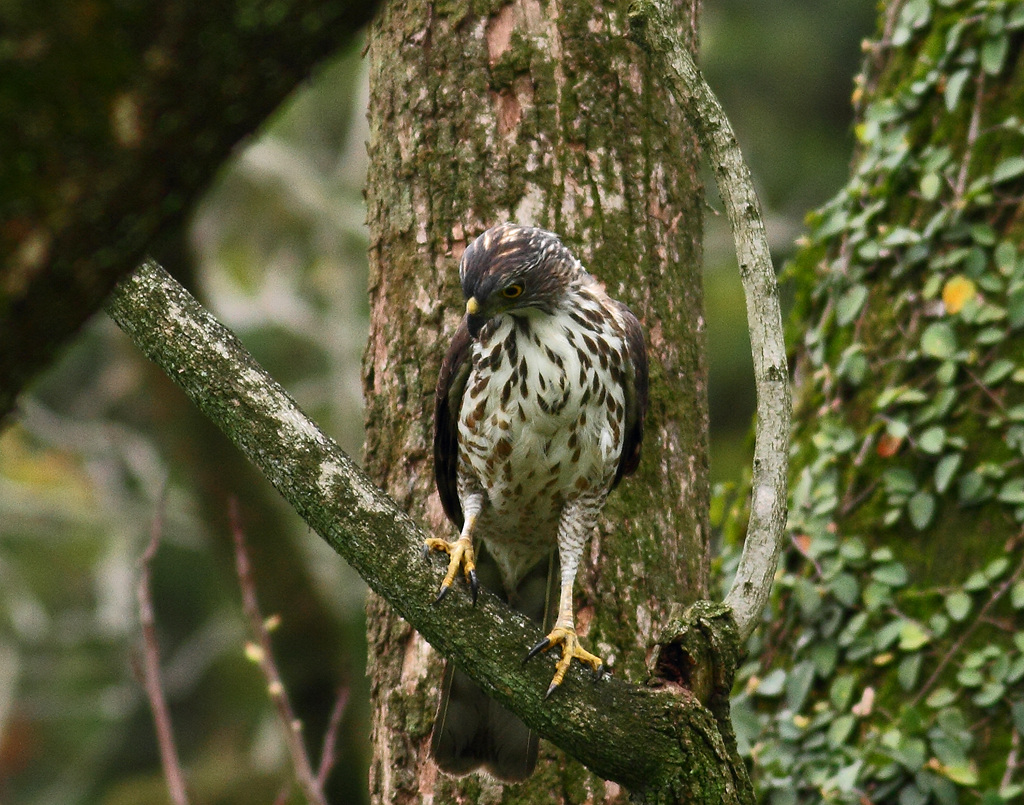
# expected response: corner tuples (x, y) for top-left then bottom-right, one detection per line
(734, 3), (1024, 803)
(362, 1), (707, 801)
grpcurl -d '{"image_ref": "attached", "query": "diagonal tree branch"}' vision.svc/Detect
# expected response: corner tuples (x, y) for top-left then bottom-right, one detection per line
(106, 259), (751, 804)
(630, 0), (791, 642)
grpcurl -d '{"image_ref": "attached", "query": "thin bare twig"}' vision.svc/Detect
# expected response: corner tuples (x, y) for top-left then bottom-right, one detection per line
(137, 490), (190, 805)
(316, 686), (351, 789)
(229, 498), (326, 805)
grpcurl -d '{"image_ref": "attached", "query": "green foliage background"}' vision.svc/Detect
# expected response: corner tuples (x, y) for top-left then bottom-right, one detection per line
(0, 2), (873, 802)
(719, 3), (1024, 804)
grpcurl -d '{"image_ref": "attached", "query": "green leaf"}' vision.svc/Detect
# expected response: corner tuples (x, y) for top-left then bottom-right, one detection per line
(830, 761), (863, 794)
(898, 784), (928, 805)
(876, 619), (903, 650)
(944, 68), (970, 111)
(884, 468), (918, 496)
(828, 572), (860, 607)
(921, 322), (957, 359)
(973, 682), (1005, 707)
(883, 226), (921, 247)
(926, 687), (956, 708)
(830, 674), (856, 709)
(982, 34), (1009, 75)
(958, 471), (991, 505)
(887, 418), (911, 439)
(811, 641), (838, 677)
(898, 653), (922, 690)
(863, 580), (892, 609)
(757, 668), (786, 696)
(964, 570), (988, 591)
(836, 284), (869, 326)
(873, 562), (909, 587)
(899, 621), (930, 651)
(945, 590), (972, 621)
(1007, 655), (1024, 684)
(982, 359), (1016, 385)
(985, 556), (1010, 579)
(993, 156), (1024, 184)
(839, 537), (866, 561)
(997, 478), (1024, 504)
(786, 661), (816, 711)
(1011, 290), (1024, 329)
(828, 714), (856, 748)
(971, 224), (997, 247)
(942, 762), (978, 786)
(892, 736), (927, 770)
(1011, 581), (1024, 609)
(908, 490), (936, 530)
(920, 173), (942, 201)
(957, 667), (984, 687)
(995, 240), (1018, 273)
(934, 453), (962, 493)
(917, 426), (945, 454)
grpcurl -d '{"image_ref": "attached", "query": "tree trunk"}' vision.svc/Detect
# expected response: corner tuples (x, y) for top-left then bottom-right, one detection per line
(362, 1), (707, 801)
(740, 4), (1024, 802)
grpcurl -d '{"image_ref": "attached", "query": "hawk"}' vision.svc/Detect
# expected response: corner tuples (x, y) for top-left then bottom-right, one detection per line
(427, 223), (649, 781)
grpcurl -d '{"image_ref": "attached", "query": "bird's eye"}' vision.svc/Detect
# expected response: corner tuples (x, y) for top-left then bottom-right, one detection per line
(501, 283), (524, 299)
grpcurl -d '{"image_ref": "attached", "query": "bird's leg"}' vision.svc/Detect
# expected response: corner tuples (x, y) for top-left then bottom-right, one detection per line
(424, 495), (482, 604)
(524, 503), (604, 696)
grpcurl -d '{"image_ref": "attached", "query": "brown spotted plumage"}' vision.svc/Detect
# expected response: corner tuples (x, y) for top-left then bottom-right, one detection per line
(427, 223), (648, 781)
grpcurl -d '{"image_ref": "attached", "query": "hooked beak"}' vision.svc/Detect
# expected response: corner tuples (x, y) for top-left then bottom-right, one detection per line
(465, 297), (485, 338)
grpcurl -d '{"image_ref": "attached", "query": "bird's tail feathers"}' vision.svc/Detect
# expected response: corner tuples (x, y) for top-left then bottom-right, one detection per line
(430, 548), (557, 782)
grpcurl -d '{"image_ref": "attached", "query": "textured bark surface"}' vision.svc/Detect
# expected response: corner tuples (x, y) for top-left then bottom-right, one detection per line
(0, 0), (377, 422)
(363, 1), (708, 802)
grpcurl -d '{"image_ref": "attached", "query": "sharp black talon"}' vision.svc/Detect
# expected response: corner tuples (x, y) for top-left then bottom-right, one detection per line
(468, 569), (479, 605)
(544, 681), (559, 699)
(433, 585), (451, 605)
(592, 665), (606, 682)
(421, 543), (430, 561)
(525, 637), (551, 663)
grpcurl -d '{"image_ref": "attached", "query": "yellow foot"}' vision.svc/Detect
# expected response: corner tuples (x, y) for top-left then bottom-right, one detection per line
(424, 536), (479, 604)
(525, 625), (606, 697)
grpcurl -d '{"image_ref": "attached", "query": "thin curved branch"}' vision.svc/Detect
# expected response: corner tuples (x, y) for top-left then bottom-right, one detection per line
(629, 0), (791, 641)
(106, 259), (748, 803)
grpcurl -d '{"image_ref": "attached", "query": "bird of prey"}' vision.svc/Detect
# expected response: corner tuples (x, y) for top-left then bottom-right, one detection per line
(427, 223), (649, 781)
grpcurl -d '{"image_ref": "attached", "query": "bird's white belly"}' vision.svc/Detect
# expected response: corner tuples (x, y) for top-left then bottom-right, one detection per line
(457, 314), (626, 582)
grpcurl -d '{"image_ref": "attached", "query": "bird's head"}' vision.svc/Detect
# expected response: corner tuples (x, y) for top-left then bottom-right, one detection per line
(458, 223), (582, 338)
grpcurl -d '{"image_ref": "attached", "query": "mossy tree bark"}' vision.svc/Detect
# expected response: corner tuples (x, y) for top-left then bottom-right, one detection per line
(741, 3), (1024, 802)
(363, 0), (712, 801)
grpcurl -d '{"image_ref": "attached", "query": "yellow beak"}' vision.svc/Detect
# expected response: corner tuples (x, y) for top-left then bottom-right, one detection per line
(466, 297), (480, 316)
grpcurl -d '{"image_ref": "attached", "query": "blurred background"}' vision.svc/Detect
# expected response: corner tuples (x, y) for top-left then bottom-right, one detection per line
(0, 2), (873, 802)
